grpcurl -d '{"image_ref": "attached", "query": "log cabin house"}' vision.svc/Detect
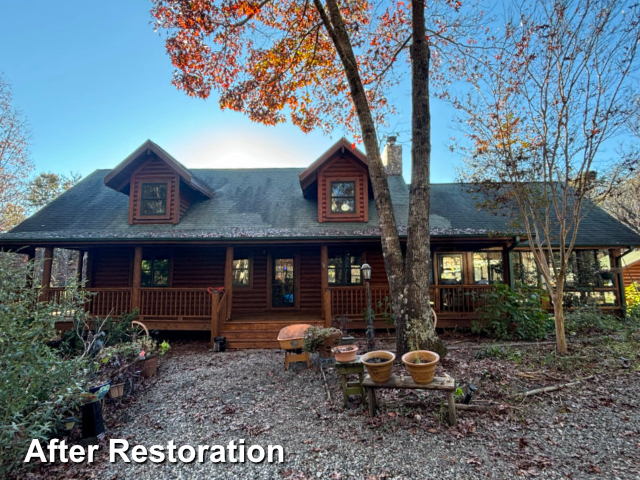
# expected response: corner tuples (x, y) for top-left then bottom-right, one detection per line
(1, 138), (639, 348)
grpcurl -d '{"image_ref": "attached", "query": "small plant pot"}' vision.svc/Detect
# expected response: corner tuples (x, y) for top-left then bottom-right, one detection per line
(317, 332), (342, 358)
(109, 383), (125, 399)
(340, 336), (356, 346)
(361, 351), (396, 383)
(333, 345), (358, 363)
(143, 355), (158, 378)
(401, 350), (440, 384)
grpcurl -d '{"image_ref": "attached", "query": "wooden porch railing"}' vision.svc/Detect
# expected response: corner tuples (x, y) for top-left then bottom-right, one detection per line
(431, 285), (493, 314)
(139, 288), (211, 318)
(329, 286), (392, 318)
(46, 287), (132, 317)
(329, 284), (496, 318)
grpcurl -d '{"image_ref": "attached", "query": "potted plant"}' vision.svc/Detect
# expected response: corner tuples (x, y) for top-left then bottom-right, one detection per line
(401, 350), (440, 384)
(333, 344), (358, 363)
(361, 350), (395, 383)
(599, 270), (614, 281)
(139, 338), (170, 378)
(303, 326), (342, 358)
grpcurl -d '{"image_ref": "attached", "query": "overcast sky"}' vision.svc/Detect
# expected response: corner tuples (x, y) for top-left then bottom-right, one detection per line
(0, 0), (461, 183)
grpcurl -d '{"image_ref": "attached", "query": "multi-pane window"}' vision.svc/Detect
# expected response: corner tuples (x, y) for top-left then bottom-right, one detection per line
(141, 258), (170, 287)
(564, 249), (612, 288)
(330, 181), (356, 213)
(472, 252), (503, 284)
(513, 251), (540, 286)
(437, 254), (463, 285)
(140, 183), (168, 216)
(232, 258), (251, 286)
(328, 252), (362, 285)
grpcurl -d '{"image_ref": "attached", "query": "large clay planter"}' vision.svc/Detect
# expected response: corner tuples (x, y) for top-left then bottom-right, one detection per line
(361, 351), (396, 383)
(401, 350), (439, 384)
(318, 332), (342, 358)
(143, 355), (158, 378)
(333, 345), (358, 363)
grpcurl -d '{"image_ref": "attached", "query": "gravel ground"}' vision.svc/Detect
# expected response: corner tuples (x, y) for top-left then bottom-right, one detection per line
(35, 340), (640, 480)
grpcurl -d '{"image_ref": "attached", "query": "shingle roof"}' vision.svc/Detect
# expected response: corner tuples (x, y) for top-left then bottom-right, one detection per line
(2, 170), (639, 247)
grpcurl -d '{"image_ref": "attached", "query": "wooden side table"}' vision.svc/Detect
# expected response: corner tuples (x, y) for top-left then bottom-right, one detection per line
(363, 374), (457, 425)
(335, 357), (366, 406)
(284, 350), (310, 370)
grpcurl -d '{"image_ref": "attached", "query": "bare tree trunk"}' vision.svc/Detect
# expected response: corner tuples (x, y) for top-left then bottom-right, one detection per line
(314, 0), (406, 340)
(314, 0), (444, 356)
(400, 0), (444, 357)
(551, 286), (568, 354)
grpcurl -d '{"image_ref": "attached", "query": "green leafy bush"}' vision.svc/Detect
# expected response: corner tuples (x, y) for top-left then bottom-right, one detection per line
(564, 306), (624, 335)
(0, 254), (89, 475)
(626, 283), (640, 319)
(472, 283), (552, 341)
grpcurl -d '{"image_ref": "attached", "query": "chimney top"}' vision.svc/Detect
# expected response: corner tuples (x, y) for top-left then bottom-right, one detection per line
(381, 136), (402, 176)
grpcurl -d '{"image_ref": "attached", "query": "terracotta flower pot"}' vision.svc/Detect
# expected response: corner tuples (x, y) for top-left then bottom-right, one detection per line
(318, 332), (342, 358)
(401, 350), (439, 384)
(361, 351), (396, 383)
(333, 345), (358, 363)
(143, 355), (158, 378)
(109, 383), (125, 399)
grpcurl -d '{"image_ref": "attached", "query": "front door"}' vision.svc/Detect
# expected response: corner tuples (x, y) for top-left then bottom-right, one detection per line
(272, 257), (295, 308)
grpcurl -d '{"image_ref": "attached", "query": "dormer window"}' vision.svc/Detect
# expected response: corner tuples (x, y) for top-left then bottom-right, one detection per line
(330, 181), (356, 214)
(140, 183), (168, 216)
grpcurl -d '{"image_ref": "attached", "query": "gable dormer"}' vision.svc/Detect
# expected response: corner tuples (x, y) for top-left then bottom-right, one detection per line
(299, 138), (369, 223)
(103, 140), (213, 225)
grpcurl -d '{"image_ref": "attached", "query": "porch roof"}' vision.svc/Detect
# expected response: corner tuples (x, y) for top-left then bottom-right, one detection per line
(1, 170), (639, 247)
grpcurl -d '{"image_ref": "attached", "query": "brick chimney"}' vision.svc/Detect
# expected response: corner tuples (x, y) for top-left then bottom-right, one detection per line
(381, 135), (402, 176)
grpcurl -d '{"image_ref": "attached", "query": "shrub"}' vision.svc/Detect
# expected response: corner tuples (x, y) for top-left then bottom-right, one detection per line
(472, 283), (552, 341)
(564, 306), (623, 335)
(626, 283), (640, 319)
(0, 254), (89, 475)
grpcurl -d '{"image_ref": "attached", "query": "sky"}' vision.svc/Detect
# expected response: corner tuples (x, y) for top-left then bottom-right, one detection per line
(0, 0), (461, 183)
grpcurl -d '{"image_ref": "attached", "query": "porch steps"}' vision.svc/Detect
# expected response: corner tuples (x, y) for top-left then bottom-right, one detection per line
(221, 318), (325, 349)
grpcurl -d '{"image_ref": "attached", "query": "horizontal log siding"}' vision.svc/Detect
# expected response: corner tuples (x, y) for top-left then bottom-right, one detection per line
(179, 188), (191, 218)
(130, 156), (179, 224)
(363, 246), (389, 287)
(172, 248), (225, 288)
(91, 248), (132, 288)
(623, 259), (640, 289)
(299, 247), (322, 310)
(318, 156), (368, 222)
(232, 250), (268, 313)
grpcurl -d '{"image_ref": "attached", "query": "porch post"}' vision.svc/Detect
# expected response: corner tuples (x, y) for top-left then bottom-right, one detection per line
(210, 291), (219, 347)
(40, 247), (54, 301)
(25, 249), (35, 288)
(321, 245), (329, 322)
(224, 246), (234, 320)
(76, 250), (85, 284)
(503, 246), (514, 290)
(132, 246), (142, 314)
(611, 249), (626, 313)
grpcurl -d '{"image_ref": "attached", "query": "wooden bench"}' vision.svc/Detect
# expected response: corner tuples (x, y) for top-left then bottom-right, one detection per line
(363, 375), (457, 425)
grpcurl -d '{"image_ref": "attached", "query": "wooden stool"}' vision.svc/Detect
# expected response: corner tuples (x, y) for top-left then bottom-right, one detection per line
(335, 357), (366, 406)
(363, 374), (457, 425)
(284, 349), (310, 370)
